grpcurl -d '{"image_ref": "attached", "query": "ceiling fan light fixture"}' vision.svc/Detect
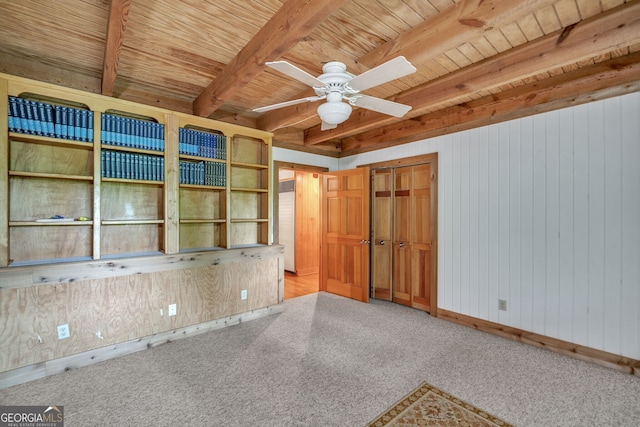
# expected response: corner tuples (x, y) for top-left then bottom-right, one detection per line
(317, 99), (352, 125)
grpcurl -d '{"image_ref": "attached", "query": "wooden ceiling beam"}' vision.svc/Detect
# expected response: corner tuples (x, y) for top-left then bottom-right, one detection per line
(305, 0), (640, 145)
(339, 51), (640, 155)
(358, 0), (558, 68)
(101, 0), (130, 96)
(256, 0), (557, 132)
(192, 0), (349, 118)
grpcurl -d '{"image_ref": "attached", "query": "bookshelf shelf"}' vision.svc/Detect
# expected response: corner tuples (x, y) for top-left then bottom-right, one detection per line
(9, 170), (93, 181)
(101, 144), (164, 156)
(10, 220), (94, 226)
(9, 132), (93, 149)
(179, 184), (225, 190)
(230, 161), (268, 170)
(180, 154), (226, 163)
(231, 187), (269, 193)
(101, 219), (164, 225)
(101, 177), (163, 185)
(179, 219), (226, 224)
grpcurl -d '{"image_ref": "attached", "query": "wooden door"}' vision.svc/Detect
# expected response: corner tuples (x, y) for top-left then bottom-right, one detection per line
(393, 166), (412, 306)
(321, 167), (370, 303)
(371, 169), (393, 300)
(409, 164), (432, 311)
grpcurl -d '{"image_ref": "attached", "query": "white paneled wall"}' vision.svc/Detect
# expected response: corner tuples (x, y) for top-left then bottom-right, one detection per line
(336, 92), (640, 359)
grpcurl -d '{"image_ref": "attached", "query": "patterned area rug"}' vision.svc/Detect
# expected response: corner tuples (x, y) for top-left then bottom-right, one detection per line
(367, 382), (513, 426)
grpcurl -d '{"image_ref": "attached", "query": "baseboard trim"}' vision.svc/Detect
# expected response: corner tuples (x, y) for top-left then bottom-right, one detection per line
(0, 304), (284, 389)
(437, 309), (640, 377)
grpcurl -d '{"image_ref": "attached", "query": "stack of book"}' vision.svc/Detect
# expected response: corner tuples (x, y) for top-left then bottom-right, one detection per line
(179, 160), (226, 187)
(178, 128), (226, 159)
(101, 150), (165, 181)
(101, 113), (164, 151)
(8, 96), (94, 142)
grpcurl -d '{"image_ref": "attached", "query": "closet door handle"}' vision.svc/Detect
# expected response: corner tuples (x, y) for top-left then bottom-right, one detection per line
(379, 240), (385, 245)
(398, 242), (405, 248)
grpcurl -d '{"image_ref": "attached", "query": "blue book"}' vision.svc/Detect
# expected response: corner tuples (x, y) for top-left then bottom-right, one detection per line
(55, 105), (63, 138)
(131, 118), (138, 149)
(67, 107), (76, 140)
(87, 111), (94, 142)
(21, 99), (35, 134)
(8, 96), (18, 132)
(44, 103), (55, 137)
(59, 106), (68, 139)
(101, 151), (108, 178)
(100, 113), (107, 144)
(30, 101), (43, 136)
(78, 110), (88, 142)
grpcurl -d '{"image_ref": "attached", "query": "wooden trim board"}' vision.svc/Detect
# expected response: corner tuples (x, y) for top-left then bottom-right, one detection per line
(438, 309), (640, 377)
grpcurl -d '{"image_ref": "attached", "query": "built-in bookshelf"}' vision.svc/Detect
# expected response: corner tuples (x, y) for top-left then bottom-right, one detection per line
(0, 73), (272, 267)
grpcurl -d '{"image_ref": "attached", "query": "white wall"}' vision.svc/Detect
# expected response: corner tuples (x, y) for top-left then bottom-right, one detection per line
(273, 147), (339, 170)
(339, 92), (640, 360)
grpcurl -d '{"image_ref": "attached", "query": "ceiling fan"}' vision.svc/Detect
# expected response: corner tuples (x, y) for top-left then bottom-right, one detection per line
(253, 56), (417, 130)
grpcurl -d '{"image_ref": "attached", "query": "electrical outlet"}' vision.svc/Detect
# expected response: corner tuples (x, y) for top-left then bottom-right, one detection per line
(168, 303), (177, 316)
(241, 289), (247, 300)
(57, 324), (70, 340)
(498, 299), (507, 311)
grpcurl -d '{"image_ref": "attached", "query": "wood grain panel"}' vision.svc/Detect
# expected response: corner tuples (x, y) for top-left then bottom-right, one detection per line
(16, 287), (39, 366)
(0, 288), (19, 371)
(10, 140), (93, 176)
(179, 188), (222, 220)
(10, 178), (92, 221)
(101, 182), (163, 220)
(0, 247), (283, 373)
(10, 226), (93, 263)
(101, 224), (163, 255)
(180, 223), (224, 250)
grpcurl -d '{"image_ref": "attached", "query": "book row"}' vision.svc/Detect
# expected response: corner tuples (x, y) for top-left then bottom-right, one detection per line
(101, 150), (165, 181)
(101, 114), (165, 152)
(8, 96), (94, 142)
(179, 127), (227, 160)
(180, 160), (226, 187)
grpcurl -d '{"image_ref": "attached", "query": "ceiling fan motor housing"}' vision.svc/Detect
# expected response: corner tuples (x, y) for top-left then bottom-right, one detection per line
(314, 61), (357, 98)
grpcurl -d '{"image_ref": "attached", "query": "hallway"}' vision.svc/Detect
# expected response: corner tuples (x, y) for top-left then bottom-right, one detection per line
(284, 271), (318, 300)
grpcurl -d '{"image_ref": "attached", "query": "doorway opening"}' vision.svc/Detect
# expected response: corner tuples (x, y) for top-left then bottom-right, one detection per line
(274, 161), (327, 300)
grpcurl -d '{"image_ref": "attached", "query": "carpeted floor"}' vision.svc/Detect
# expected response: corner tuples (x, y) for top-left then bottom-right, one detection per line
(1, 292), (639, 426)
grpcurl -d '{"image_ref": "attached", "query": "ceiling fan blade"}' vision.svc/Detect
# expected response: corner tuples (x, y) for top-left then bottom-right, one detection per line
(351, 94), (412, 118)
(253, 96), (323, 113)
(347, 56), (416, 92)
(321, 121), (337, 131)
(265, 61), (325, 88)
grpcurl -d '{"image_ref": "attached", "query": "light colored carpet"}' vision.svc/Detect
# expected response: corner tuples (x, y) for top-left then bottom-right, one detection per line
(1, 292), (639, 426)
(367, 381), (512, 426)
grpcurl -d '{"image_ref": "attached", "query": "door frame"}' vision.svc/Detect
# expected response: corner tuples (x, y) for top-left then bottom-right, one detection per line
(273, 161), (328, 302)
(359, 153), (438, 317)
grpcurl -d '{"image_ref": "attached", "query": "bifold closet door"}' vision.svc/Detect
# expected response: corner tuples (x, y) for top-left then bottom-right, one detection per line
(391, 164), (432, 311)
(409, 164), (432, 312)
(392, 166), (412, 306)
(371, 169), (393, 301)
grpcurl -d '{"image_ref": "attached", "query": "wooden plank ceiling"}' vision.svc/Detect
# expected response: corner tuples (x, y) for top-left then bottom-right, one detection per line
(0, 0), (639, 157)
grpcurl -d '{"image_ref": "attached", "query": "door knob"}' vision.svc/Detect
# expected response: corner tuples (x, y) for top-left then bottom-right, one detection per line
(380, 240), (385, 245)
(399, 242), (405, 247)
